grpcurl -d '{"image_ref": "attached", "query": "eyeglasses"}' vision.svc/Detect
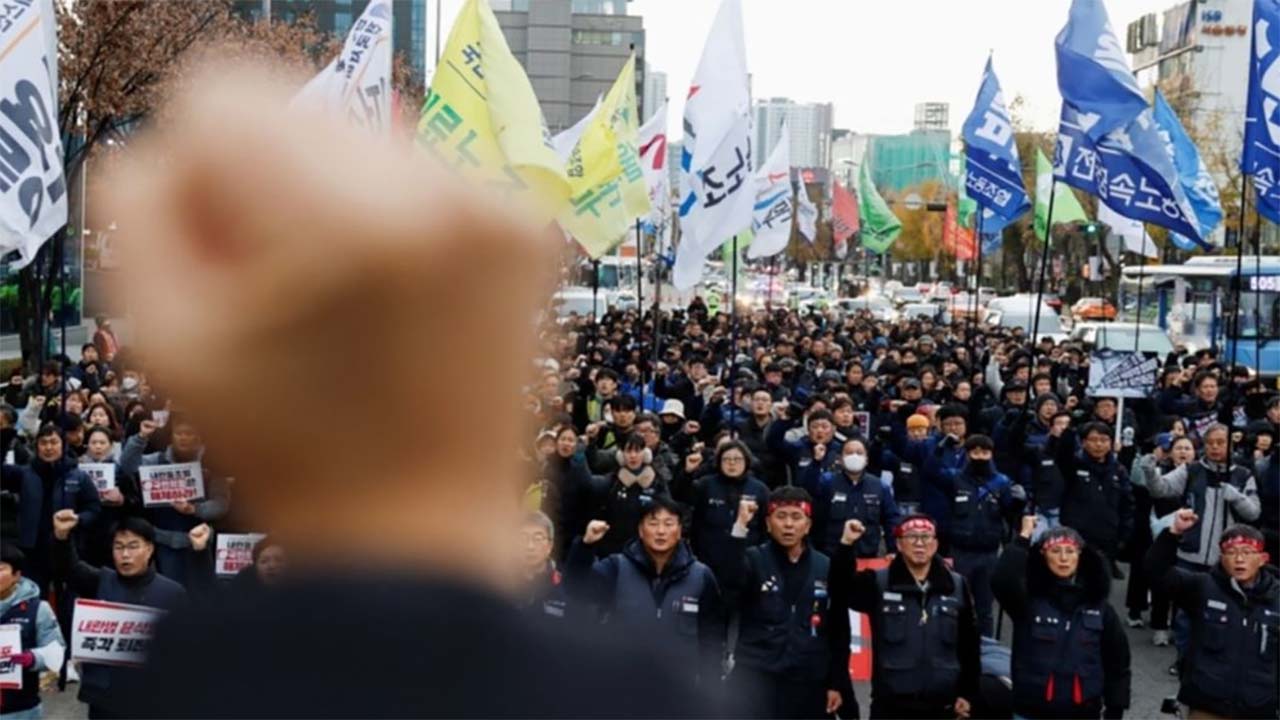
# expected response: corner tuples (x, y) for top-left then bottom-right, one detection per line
(1221, 548), (1260, 560)
(521, 532), (550, 546)
(900, 533), (936, 546)
(1044, 546), (1080, 558)
(113, 542), (145, 554)
(721, 456), (746, 464)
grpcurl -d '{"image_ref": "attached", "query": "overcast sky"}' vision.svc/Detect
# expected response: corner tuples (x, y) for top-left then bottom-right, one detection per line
(433, 0), (1176, 136)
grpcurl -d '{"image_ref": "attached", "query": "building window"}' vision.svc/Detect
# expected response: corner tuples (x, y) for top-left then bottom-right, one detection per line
(572, 0), (626, 14)
(572, 29), (624, 45)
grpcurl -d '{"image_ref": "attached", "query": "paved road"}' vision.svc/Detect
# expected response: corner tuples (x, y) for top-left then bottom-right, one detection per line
(38, 558), (1181, 718)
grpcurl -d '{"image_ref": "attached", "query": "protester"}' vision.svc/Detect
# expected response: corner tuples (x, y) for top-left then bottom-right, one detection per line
(0, 544), (64, 720)
(992, 517), (1132, 719)
(799, 438), (901, 556)
(830, 513), (980, 719)
(517, 512), (569, 623)
(689, 440), (769, 581)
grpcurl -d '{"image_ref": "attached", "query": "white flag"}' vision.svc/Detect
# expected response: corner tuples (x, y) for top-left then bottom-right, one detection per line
(795, 174), (818, 243)
(1098, 202), (1158, 258)
(747, 125), (793, 259)
(0, 0), (67, 267)
(638, 102), (671, 255)
(672, 0), (753, 290)
(296, 0), (393, 135)
(552, 99), (601, 163)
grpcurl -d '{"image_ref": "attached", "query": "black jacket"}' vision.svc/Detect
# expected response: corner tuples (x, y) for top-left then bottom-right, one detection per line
(992, 537), (1131, 719)
(1055, 437), (1134, 557)
(592, 466), (668, 557)
(690, 471), (768, 581)
(1146, 530), (1279, 719)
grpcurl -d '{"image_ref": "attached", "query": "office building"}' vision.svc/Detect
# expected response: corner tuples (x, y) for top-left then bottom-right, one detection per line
(913, 102), (949, 131)
(642, 65), (667, 121)
(753, 97), (834, 171)
(236, 0), (429, 88)
(491, 0), (646, 132)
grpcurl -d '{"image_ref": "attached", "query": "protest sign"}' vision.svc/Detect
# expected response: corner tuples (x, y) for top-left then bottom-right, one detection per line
(1086, 350), (1158, 399)
(847, 556), (891, 681)
(0, 623), (21, 689)
(71, 599), (163, 667)
(139, 463), (204, 507)
(215, 533), (266, 577)
(851, 411), (871, 439)
(81, 463), (116, 491)
(151, 410), (170, 427)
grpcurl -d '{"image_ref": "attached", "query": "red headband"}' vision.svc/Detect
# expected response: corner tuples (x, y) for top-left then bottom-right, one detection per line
(894, 517), (936, 538)
(1042, 534), (1081, 551)
(768, 500), (812, 518)
(1220, 536), (1265, 553)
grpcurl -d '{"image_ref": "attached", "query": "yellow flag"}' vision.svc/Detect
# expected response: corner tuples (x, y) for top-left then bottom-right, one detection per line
(560, 54), (651, 259)
(417, 0), (568, 207)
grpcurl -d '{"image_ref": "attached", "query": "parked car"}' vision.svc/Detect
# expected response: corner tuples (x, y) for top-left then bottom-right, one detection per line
(890, 287), (926, 307)
(1071, 297), (1118, 321)
(901, 302), (942, 321)
(1068, 322), (1174, 358)
(1042, 292), (1064, 312)
(835, 296), (899, 323)
(985, 309), (1068, 344)
(947, 293), (983, 321)
(985, 294), (1060, 323)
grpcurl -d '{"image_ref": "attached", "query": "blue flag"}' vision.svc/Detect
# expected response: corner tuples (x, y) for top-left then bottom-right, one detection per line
(962, 57), (1030, 221)
(1152, 90), (1223, 247)
(1242, 0), (1280, 224)
(1054, 0), (1148, 141)
(1054, 0), (1209, 248)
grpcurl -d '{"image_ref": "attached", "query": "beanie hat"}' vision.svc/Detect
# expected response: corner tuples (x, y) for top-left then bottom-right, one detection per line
(906, 414), (930, 430)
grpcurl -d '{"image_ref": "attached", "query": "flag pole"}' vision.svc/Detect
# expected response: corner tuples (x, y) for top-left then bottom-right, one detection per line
(767, 256), (776, 312)
(1030, 177), (1058, 351)
(1229, 176), (1249, 376)
(1251, 188), (1263, 377)
(728, 234), (739, 437)
(635, 218), (644, 410)
(969, 210), (983, 362)
(1135, 228), (1147, 354)
(592, 258), (600, 323)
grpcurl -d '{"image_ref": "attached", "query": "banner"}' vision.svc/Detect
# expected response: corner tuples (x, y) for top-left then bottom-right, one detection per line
(139, 463), (205, 507)
(559, 55), (650, 259)
(637, 102), (671, 254)
(830, 183), (861, 259)
(795, 175), (819, 243)
(747, 123), (793, 260)
(673, 0), (754, 290)
(1152, 90), (1222, 248)
(417, 0), (568, 207)
(1087, 350), (1159, 398)
(846, 556), (892, 681)
(961, 56), (1030, 222)
(295, 0), (392, 134)
(0, 0), (67, 267)
(215, 533), (267, 577)
(943, 201), (976, 261)
(1242, 0), (1280, 223)
(856, 160), (900, 254)
(0, 623), (21, 689)
(1033, 148), (1089, 240)
(81, 463), (116, 492)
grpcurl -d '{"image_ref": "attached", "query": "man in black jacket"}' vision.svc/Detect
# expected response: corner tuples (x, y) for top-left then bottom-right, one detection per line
(829, 514), (980, 720)
(1147, 513), (1278, 719)
(721, 486), (853, 719)
(992, 517), (1131, 719)
(1055, 422), (1134, 575)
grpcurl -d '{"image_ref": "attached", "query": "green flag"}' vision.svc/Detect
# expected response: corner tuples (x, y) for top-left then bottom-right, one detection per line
(857, 160), (902, 254)
(957, 155), (977, 229)
(1033, 148), (1089, 241)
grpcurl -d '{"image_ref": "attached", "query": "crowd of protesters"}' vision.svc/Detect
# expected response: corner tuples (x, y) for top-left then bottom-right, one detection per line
(1, 297), (1277, 718)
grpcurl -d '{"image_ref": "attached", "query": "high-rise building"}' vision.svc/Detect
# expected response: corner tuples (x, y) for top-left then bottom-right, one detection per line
(829, 129), (870, 187)
(865, 130), (951, 195)
(912, 102), (949, 132)
(753, 97), (834, 171)
(642, 65), (667, 121)
(235, 0), (430, 89)
(491, 0), (645, 133)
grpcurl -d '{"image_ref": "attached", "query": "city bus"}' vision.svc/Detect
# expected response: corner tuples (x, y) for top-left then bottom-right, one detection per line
(1120, 256), (1280, 380)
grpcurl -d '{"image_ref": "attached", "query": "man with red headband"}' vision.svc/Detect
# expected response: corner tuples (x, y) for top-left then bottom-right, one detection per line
(721, 486), (855, 719)
(830, 513), (980, 719)
(992, 517), (1132, 719)
(1147, 511), (1277, 719)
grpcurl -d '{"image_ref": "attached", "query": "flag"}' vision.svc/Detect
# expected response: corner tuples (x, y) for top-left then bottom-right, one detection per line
(1097, 202), (1157, 258)
(1053, 0), (1207, 247)
(559, 55), (650, 259)
(418, 0), (568, 207)
(638, 102), (672, 255)
(296, 0), (393, 134)
(673, 0), (753, 290)
(551, 99), (600, 162)
(1152, 90), (1223, 248)
(1242, 0), (1280, 223)
(795, 175), (819, 243)
(856, 160), (900, 254)
(958, 155), (1016, 254)
(943, 201), (977, 261)
(831, 183), (861, 258)
(747, 124), (793, 259)
(961, 56), (1030, 222)
(0, 0), (66, 267)
(1034, 148), (1089, 241)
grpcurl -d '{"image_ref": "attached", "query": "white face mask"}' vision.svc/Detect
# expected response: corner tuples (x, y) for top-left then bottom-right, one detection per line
(843, 453), (867, 473)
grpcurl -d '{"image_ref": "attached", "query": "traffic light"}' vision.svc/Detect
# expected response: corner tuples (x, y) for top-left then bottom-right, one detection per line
(1086, 222), (1097, 234)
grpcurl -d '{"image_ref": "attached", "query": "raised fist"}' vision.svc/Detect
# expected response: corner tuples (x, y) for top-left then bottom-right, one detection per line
(584, 520), (610, 545)
(736, 497), (758, 527)
(813, 443), (827, 462)
(53, 509), (79, 540)
(841, 519), (866, 546)
(188, 523), (212, 552)
(1020, 515), (1037, 539)
(138, 420), (158, 438)
(1170, 508), (1199, 536)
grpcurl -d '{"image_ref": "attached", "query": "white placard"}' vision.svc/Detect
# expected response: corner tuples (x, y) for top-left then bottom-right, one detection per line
(215, 533), (266, 577)
(150, 410), (169, 428)
(1086, 350), (1158, 399)
(81, 463), (116, 491)
(70, 599), (163, 667)
(139, 463), (204, 507)
(0, 623), (22, 689)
